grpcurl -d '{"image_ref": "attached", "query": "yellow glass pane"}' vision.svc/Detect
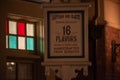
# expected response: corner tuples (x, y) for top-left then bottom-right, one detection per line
(18, 37), (25, 50)
(26, 23), (34, 36)
(9, 21), (17, 34)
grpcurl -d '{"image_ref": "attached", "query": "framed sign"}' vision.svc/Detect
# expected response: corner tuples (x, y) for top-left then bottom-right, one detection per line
(44, 5), (88, 61)
(42, 5), (91, 78)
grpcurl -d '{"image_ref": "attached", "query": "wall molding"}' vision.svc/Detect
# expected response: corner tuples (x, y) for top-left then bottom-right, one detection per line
(106, 0), (120, 4)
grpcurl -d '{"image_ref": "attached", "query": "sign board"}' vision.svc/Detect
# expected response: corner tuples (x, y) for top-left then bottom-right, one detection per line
(44, 4), (89, 62)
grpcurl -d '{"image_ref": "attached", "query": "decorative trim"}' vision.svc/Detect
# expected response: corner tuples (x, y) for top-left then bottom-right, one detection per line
(44, 65), (90, 79)
(60, 0), (70, 3)
(107, 0), (120, 4)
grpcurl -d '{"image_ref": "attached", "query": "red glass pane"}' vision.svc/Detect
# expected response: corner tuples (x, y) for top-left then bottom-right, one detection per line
(6, 20), (8, 34)
(18, 22), (25, 36)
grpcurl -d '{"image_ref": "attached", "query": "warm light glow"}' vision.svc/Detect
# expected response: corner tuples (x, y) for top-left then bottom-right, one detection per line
(11, 62), (15, 65)
(6, 62), (15, 66)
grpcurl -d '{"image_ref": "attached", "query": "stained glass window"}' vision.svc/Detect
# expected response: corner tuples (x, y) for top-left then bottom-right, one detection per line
(27, 38), (34, 50)
(9, 36), (17, 49)
(18, 37), (25, 50)
(6, 20), (35, 51)
(26, 23), (34, 36)
(9, 21), (17, 34)
(18, 22), (25, 36)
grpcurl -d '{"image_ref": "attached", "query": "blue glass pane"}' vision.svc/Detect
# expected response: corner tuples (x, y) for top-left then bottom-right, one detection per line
(27, 38), (34, 50)
(9, 36), (17, 49)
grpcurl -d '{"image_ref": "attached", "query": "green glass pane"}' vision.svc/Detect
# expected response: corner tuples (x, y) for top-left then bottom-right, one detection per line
(9, 36), (17, 49)
(40, 38), (44, 54)
(27, 38), (34, 50)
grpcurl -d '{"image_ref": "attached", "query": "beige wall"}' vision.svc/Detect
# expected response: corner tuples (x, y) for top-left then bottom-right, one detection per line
(104, 0), (120, 29)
